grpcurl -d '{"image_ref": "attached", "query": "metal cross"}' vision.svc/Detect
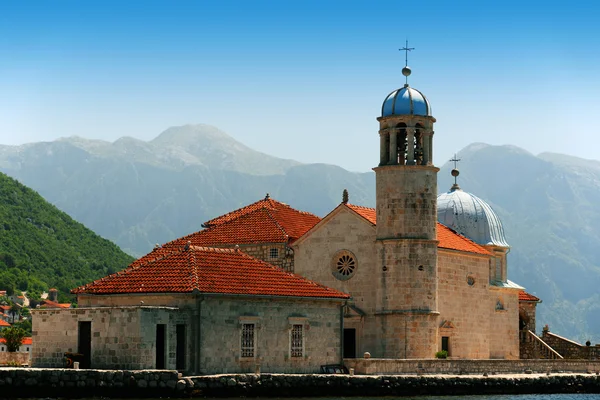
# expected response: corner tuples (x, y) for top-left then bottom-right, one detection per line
(399, 40), (414, 67)
(450, 154), (461, 185)
(450, 153), (461, 169)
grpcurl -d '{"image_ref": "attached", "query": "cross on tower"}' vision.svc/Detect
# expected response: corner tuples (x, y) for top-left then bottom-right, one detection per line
(450, 154), (461, 169)
(399, 40), (414, 67)
(450, 154), (461, 187)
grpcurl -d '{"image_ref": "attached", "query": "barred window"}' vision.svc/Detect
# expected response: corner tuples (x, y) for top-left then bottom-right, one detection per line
(270, 248), (279, 259)
(291, 324), (303, 357)
(241, 323), (255, 357)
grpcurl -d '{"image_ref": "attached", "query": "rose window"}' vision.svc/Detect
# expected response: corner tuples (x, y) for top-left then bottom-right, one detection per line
(331, 250), (357, 281)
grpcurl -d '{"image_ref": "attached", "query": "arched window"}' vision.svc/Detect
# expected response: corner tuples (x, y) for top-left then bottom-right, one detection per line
(396, 123), (407, 165)
(414, 124), (424, 165)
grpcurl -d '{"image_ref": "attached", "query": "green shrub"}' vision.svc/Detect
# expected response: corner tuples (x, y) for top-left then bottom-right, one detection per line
(435, 350), (448, 359)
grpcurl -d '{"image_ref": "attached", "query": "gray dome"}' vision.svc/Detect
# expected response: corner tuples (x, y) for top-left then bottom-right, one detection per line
(381, 85), (431, 117)
(437, 188), (509, 247)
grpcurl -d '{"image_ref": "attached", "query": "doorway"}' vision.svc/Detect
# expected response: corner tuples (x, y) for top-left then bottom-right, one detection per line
(343, 328), (356, 358)
(176, 324), (186, 371)
(156, 324), (166, 369)
(441, 336), (450, 355)
(77, 321), (91, 369)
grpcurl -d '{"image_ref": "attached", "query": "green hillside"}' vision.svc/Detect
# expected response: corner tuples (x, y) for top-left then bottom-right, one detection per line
(0, 172), (134, 302)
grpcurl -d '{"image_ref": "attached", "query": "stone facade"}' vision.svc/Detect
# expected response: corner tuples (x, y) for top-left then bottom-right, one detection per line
(293, 205), (520, 360)
(199, 297), (342, 374)
(33, 295), (344, 374)
(31, 307), (188, 370)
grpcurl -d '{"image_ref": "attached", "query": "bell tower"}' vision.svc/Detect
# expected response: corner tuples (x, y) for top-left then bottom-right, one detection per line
(374, 43), (439, 358)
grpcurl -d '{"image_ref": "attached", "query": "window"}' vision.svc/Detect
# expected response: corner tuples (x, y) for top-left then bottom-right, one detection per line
(241, 323), (255, 358)
(331, 250), (357, 281)
(26, 347), (29, 352)
(495, 258), (502, 281)
(496, 298), (505, 311)
(290, 324), (303, 357)
(270, 248), (279, 259)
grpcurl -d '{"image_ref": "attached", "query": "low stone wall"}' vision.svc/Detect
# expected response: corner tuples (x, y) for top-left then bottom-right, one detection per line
(0, 352), (29, 366)
(189, 373), (600, 397)
(0, 368), (182, 398)
(1, 369), (600, 397)
(344, 358), (600, 375)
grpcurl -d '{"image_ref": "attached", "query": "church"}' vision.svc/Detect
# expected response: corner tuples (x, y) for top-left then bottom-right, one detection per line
(31, 60), (540, 373)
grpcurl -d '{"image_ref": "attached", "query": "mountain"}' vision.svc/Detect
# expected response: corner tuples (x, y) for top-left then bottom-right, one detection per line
(438, 143), (600, 343)
(1, 124), (599, 343)
(0, 125), (375, 256)
(0, 172), (134, 302)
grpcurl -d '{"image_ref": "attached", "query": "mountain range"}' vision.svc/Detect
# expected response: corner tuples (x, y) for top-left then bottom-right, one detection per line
(1, 124), (598, 343)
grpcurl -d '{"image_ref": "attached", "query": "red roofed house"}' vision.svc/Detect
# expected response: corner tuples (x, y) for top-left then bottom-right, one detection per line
(32, 64), (543, 372)
(32, 245), (349, 373)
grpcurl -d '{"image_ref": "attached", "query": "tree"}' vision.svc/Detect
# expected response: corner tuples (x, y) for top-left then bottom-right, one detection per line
(9, 304), (20, 323)
(0, 326), (26, 352)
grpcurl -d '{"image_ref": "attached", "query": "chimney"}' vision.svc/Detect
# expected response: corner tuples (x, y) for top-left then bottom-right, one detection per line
(49, 288), (58, 302)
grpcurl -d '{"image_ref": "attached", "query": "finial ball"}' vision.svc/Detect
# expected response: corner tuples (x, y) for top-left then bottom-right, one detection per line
(451, 169), (460, 177)
(402, 66), (412, 77)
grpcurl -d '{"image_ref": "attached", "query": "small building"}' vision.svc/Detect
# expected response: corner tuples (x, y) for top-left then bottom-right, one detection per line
(32, 246), (349, 374)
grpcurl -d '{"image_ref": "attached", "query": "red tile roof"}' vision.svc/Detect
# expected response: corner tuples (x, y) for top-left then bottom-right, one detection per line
(39, 300), (71, 309)
(519, 291), (540, 302)
(0, 319), (10, 327)
(131, 197), (321, 268)
(0, 337), (31, 345)
(73, 246), (350, 299)
(344, 203), (490, 256)
(202, 196), (320, 236)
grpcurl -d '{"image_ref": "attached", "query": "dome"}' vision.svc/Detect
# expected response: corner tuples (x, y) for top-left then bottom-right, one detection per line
(437, 188), (509, 247)
(381, 85), (431, 117)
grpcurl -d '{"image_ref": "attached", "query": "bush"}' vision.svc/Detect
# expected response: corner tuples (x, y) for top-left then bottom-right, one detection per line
(0, 326), (27, 352)
(435, 350), (448, 359)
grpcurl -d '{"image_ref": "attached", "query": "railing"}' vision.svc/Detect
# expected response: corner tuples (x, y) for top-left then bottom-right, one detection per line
(521, 330), (563, 359)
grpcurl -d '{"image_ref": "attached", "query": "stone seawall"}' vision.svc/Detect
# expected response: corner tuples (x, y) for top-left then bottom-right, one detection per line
(1, 369), (600, 397)
(0, 368), (182, 398)
(189, 373), (600, 397)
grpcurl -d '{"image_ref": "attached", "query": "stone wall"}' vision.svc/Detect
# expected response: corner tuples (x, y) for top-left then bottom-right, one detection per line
(542, 330), (600, 359)
(0, 352), (29, 366)
(345, 358), (600, 375)
(437, 250), (491, 359)
(189, 373), (600, 397)
(237, 243), (294, 272)
(31, 306), (188, 370)
(2, 369), (600, 397)
(0, 368), (181, 398)
(293, 206), (379, 357)
(199, 297), (343, 374)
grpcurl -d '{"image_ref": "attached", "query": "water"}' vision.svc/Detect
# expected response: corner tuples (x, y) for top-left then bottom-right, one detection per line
(26, 396), (597, 400)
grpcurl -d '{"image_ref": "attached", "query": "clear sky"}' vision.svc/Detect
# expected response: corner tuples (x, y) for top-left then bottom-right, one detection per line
(1, 0), (598, 172)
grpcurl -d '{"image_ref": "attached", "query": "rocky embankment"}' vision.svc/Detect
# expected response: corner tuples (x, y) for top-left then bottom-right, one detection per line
(1, 369), (600, 397)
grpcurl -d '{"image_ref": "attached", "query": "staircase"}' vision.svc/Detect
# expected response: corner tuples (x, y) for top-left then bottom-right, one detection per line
(520, 330), (563, 359)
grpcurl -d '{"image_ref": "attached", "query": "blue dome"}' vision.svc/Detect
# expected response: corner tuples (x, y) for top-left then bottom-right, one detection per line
(381, 85), (431, 117)
(437, 188), (509, 247)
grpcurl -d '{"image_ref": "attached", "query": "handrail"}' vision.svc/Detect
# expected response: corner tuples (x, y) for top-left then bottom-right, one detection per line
(525, 330), (563, 359)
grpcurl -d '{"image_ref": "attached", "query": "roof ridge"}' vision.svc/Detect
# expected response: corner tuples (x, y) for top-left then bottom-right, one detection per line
(263, 207), (290, 241)
(189, 247), (199, 291)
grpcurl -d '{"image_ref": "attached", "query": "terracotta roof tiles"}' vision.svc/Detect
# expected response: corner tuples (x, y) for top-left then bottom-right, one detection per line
(519, 291), (541, 302)
(73, 246), (350, 300)
(344, 203), (490, 256)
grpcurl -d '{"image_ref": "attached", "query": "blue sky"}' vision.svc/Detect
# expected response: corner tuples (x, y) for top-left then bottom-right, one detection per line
(1, 1), (599, 172)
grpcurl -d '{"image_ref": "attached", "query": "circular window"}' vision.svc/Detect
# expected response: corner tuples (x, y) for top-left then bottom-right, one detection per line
(331, 250), (357, 281)
(467, 275), (475, 286)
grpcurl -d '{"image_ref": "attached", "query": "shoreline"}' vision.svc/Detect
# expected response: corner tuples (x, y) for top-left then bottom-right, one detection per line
(0, 369), (600, 397)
